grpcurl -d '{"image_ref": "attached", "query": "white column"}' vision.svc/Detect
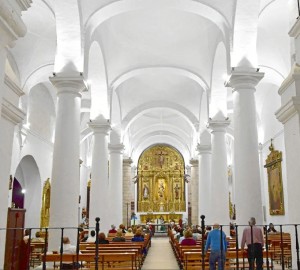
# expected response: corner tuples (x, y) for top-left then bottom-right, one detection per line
(108, 143), (124, 227)
(275, 19), (300, 269)
(226, 68), (264, 225)
(197, 130), (212, 225)
(208, 116), (230, 227)
(49, 74), (87, 249)
(88, 120), (110, 232)
(190, 159), (199, 225)
(123, 158), (133, 227)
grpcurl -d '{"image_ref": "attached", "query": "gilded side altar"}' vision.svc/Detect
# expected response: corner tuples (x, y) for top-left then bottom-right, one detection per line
(137, 145), (186, 212)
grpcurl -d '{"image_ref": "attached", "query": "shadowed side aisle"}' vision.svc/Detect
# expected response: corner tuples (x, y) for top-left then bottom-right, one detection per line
(142, 237), (180, 270)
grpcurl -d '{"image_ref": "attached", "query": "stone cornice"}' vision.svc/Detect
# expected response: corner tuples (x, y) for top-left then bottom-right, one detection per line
(1, 98), (25, 125)
(123, 158), (133, 165)
(207, 119), (230, 132)
(4, 74), (24, 97)
(16, 0), (32, 12)
(275, 96), (300, 124)
(49, 74), (88, 96)
(189, 158), (198, 166)
(278, 63), (300, 96)
(108, 143), (124, 154)
(226, 67), (264, 91)
(88, 120), (111, 135)
(197, 144), (212, 154)
(0, 0), (28, 47)
(289, 17), (300, 38)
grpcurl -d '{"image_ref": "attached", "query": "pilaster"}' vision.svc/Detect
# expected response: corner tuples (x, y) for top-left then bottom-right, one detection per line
(0, 45), (26, 268)
(189, 158), (199, 225)
(289, 17), (300, 64)
(275, 63), (300, 226)
(123, 158), (133, 227)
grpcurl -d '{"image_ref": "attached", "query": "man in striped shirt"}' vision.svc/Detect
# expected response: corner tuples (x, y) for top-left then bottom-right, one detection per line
(241, 217), (264, 270)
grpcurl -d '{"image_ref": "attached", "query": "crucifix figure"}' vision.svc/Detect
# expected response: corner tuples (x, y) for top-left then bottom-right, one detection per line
(156, 150), (167, 168)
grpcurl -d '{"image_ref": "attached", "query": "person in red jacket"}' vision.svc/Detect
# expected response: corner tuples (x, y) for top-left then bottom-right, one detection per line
(181, 230), (197, 246)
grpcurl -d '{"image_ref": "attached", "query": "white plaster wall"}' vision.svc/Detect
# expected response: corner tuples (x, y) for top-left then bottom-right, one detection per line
(10, 129), (54, 229)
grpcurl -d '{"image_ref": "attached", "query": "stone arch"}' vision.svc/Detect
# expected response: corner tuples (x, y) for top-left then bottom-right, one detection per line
(87, 41), (109, 120)
(14, 155), (42, 228)
(210, 42), (229, 118)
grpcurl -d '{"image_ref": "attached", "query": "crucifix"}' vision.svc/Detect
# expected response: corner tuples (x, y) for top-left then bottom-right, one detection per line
(155, 150), (168, 168)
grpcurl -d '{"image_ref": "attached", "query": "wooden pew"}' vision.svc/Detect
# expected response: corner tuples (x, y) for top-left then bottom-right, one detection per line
(42, 252), (138, 270)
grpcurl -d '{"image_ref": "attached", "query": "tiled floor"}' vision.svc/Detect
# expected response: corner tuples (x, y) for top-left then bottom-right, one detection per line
(142, 236), (180, 270)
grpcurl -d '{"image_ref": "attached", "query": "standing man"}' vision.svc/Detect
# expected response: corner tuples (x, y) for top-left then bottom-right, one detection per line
(205, 223), (227, 270)
(241, 217), (264, 270)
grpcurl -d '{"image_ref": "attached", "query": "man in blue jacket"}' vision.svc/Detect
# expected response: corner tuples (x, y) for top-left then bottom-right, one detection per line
(205, 223), (227, 270)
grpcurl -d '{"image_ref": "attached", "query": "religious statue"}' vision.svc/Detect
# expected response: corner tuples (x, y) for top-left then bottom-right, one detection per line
(174, 184), (180, 200)
(143, 184), (149, 200)
(158, 180), (165, 199)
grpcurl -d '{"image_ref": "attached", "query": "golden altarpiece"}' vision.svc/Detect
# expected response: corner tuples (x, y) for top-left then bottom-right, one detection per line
(40, 178), (51, 228)
(137, 145), (186, 222)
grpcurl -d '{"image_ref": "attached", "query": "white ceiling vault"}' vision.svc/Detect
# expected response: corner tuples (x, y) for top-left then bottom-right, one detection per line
(9, 0), (291, 166)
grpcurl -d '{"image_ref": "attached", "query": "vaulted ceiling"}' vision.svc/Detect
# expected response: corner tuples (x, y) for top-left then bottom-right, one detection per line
(9, 0), (291, 164)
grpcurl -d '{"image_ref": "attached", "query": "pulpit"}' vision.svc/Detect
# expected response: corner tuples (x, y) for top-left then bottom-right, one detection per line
(4, 208), (26, 270)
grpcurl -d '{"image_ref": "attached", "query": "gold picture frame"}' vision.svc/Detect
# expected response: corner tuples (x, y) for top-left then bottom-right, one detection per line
(264, 140), (285, 215)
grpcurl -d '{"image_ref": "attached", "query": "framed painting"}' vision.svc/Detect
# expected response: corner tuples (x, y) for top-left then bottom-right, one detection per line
(264, 140), (285, 215)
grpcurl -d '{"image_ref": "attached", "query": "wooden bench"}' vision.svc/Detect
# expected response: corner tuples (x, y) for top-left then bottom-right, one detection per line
(42, 252), (138, 270)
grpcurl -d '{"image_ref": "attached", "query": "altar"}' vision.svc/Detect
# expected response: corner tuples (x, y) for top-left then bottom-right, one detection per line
(139, 213), (183, 224)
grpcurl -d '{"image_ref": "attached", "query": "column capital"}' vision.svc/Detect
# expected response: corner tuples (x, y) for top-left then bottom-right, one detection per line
(278, 63), (300, 97)
(289, 17), (300, 38)
(208, 118), (230, 132)
(275, 96), (300, 124)
(189, 158), (198, 167)
(0, 0), (30, 48)
(108, 143), (124, 154)
(88, 120), (111, 135)
(49, 74), (88, 97)
(225, 67), (264, 91)
(123, 158), (133, 165)
(197, 143), (212, 155)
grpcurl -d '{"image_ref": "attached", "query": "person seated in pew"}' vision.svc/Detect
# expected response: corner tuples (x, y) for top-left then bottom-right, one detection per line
(97, 232), (109, 244)
(112, 229), (126, 242)
(204, 225), (212, 240)
(32, 231), (44, 243)
(23, 229), (31, 244)
(192, 226), (201, 240)
(86, 230), (96, 243)
(181, 229), (197, 246)
(109, 224), (117, 234)
(132, 229), (148, 255)
(131, 229), (144, 242)
(119, 223), (127, 233)
(125, 227), (134, 237)
(267, 223), (277, 233)
(61, 236), (81, 269)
